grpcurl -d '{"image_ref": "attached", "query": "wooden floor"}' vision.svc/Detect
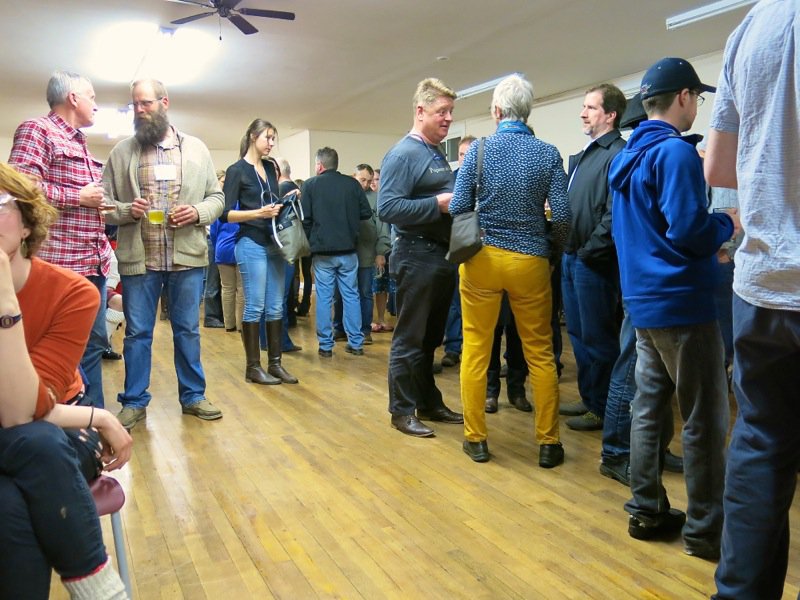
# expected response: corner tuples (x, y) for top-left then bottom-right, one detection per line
(52, 305), (800, 600)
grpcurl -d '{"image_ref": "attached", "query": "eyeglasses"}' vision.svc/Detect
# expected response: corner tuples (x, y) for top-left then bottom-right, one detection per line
(690, 91), (705, 106)
(128, 97), (164, 110)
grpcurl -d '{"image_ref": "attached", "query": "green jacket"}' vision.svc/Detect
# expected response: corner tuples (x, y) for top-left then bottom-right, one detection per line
(102, 130), (224, 276)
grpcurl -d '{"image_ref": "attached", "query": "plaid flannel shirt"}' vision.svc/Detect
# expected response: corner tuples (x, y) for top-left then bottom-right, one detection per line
(9, 112), (111, 277)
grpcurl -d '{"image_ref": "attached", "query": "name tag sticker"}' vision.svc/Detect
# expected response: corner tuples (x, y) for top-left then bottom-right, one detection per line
(154, 164), (177, 181)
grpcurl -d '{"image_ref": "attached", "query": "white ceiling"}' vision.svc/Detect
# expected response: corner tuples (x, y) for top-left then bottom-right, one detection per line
(1, 0), (752, 151)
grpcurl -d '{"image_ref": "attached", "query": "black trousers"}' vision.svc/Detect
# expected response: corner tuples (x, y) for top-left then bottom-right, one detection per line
(387, 237), (456, 416)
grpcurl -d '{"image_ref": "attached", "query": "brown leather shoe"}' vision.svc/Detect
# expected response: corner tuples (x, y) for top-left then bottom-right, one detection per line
(509, 396), (533, 412)
(417, 406), (464, 424)
(391, 415), (434, 437)
(485, 396), (498, 413)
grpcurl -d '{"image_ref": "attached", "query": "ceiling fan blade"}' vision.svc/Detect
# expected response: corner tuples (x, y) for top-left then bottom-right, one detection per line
(171, 11), (216, 25)
(238, 8), (296, 20)
(165, 0), (214, 8)
(220, 0), (244, 8)
(228, 14), (258, 34)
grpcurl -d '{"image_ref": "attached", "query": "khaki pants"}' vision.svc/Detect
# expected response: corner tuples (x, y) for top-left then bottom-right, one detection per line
(218, 263), (244, 331)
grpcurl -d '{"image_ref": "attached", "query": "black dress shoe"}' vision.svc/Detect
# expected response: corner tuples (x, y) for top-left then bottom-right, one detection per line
(391, 415), (434, 437)
(463, 440), (490, 462)
(345, 344), (364, 356)
(539, 443), (565, 468)
(318, 348), (333, 358)
(283, 344), (302, 353)
(485, 396), (498, 413)
(417, 406), (464, 424)
(509, 396), (533, 412)
(102, 348), (122, 361)
(628, 508), (686, 540)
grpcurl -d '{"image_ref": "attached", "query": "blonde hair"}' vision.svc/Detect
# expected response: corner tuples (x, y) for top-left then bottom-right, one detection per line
(0, 163), (58, 256)
(412, 78), (456, 109)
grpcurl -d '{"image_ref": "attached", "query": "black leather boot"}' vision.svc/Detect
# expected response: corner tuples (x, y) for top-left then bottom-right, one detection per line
(242, 322), (280, 385)
(266, 319), (298, 384)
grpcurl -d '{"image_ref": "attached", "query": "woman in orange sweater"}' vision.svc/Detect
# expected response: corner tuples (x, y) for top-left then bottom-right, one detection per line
(0, 163), (132, 599)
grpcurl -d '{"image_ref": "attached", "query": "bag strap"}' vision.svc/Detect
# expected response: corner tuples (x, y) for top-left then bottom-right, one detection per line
(473, 137), (485, 211)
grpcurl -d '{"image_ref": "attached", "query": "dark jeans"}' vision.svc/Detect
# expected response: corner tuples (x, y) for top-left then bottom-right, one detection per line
(487, 293), (527, 399)
(713, 260), (735, 367)
(0, 421), (106, 599)
(443, 268), (462, 354)
(297, 255), (313, 312)
(388, 237), (455, 416)
(714, 296), (800, 600)
(601, 309), (637, 462)
(204, 237), (223, 323)
(561, 254), (620, 416)
(82, 274), (108, 408)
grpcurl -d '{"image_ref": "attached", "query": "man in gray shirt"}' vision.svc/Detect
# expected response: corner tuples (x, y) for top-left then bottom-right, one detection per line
(705, 2), (800, 598)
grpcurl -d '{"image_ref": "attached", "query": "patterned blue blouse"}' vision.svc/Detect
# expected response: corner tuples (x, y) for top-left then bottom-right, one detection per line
(450, 120), (571, 258)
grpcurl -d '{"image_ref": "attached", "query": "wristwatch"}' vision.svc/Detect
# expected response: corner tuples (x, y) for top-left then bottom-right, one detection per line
(0, 313), (22, 328)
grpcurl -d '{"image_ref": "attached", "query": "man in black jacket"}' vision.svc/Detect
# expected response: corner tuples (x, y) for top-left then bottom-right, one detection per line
(560, 84), (627, 431)
(301, 147), (372, 357)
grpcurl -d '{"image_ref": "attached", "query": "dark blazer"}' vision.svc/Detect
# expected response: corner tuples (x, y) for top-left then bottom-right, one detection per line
(564, 129), (626, 271)
(301, 169), (371, 255)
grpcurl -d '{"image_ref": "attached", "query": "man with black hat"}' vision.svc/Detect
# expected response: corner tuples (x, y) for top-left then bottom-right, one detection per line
(608, 57), (738, 558)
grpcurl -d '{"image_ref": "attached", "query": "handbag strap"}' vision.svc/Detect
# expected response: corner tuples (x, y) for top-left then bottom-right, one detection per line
(473, 137), (485, 211)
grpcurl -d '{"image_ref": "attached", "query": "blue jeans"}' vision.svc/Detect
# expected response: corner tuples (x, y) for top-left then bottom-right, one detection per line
(601, 309), (637, 462)
(314, 253), (363, 351)
(625, 321), (728, 550)
(119, 268), (207, 408)
(714, 296), (800, 600)
(334, 265), (375, 336)
(0, 422), (106, 598)
(561, 254), (620, 417)
(713, 260), (735, 367)
(81, 274), (107, 408)
(388, 237), (455, 415)
(443, 268), (462, 354)
(236, 237), (285, 323)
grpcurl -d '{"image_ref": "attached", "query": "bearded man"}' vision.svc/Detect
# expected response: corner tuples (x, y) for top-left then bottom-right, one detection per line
(102, 78), (225, 431)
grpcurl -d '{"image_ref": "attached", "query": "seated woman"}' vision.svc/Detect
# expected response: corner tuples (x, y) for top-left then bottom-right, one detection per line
(0, 163), (132, 599)
(450, 74), (571, 468)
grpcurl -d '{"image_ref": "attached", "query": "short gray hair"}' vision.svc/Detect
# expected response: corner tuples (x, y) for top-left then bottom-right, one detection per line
(275, 157), (292, 178)
(491, 74), (534, 123)
(131, 78), (168, 100)
(46, 71), (91, 109)
(316, 147), (338, 171)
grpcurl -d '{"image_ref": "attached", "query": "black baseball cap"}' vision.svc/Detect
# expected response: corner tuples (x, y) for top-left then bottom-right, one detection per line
(640, 57), (715, 100)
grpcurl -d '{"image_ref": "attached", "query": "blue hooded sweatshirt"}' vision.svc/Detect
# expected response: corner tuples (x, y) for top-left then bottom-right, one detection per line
(609, 120), (734, 329)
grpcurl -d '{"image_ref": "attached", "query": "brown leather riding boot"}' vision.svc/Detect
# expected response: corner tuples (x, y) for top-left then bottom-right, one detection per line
(242, 322), (280, 385)
(266, 319), (298, 384)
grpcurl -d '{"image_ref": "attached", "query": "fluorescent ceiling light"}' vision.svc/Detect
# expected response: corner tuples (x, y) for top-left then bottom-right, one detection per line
(89, 107), (133, 140)
(456, 74), (521, 100)
(666, 0), (756, 30)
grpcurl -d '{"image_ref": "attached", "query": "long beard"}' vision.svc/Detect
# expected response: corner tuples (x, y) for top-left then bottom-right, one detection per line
(134, 108), (170, 146)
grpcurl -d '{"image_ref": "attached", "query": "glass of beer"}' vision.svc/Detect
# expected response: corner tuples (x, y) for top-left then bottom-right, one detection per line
(148, 208), (165, 225)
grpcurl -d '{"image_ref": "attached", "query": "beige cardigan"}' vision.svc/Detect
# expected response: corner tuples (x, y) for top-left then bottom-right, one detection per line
(102, 130), (224, 276)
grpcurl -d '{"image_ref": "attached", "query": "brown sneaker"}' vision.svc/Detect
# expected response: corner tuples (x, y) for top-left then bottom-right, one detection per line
(182, 399), (223, 421)
(117, 407), (146, 430)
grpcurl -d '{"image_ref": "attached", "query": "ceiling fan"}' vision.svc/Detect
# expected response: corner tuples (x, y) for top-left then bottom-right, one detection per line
(168, 0), (295, 35)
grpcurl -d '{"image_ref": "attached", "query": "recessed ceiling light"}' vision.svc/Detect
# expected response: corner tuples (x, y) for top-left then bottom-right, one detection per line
(436, 56), (449, 62)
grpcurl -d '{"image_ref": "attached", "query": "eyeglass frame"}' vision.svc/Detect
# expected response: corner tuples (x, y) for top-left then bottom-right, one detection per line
(689, 90), (705, 106)
(128, 97), (164, 110)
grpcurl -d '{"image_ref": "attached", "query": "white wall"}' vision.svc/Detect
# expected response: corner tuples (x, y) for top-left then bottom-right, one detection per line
(456, 50), (725, 165)
(307, 130), (400, 178)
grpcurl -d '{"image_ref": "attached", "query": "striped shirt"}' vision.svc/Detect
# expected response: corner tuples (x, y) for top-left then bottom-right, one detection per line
(9, 112), (111, 277)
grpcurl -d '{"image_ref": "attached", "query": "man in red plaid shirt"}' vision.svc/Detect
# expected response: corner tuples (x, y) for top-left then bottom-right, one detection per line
(9, 71), (112, 408)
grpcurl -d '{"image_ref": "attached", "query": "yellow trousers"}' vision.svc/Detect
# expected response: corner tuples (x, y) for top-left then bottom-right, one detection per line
(459, 246), (560, 444)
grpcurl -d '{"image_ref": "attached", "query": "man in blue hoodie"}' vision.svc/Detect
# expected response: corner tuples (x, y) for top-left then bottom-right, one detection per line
(608, 57), (738, 559)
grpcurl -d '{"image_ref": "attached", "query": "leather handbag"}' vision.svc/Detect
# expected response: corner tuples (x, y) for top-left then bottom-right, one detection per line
(271, 191), (310, 264)
(446, 137), (485, 264)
